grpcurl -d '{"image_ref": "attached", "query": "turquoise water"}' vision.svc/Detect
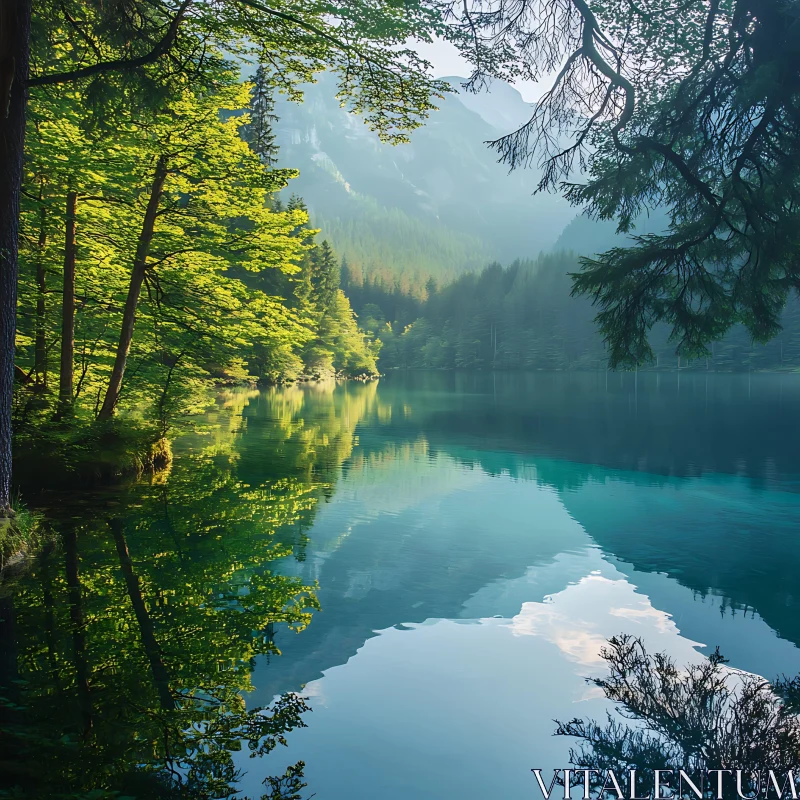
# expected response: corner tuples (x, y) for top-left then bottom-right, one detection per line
(4, 371), (800, 798)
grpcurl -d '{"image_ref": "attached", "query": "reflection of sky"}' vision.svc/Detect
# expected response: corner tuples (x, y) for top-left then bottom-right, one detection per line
(240, 448), (800, 800)
(239, 552), (701, 800)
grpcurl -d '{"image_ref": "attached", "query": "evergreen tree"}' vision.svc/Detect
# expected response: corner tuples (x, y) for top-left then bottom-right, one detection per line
(312, 240), (340, 310)
(447, 0), (800, 366)
(241, 66), (279, 167)
(368, 253), (800, 374)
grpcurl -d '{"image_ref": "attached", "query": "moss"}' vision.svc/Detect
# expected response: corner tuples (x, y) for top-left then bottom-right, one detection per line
(0, 502), (48, 576)
(145, 436), (173, 472)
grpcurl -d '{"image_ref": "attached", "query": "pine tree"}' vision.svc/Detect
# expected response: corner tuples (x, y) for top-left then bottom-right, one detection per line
(425, 276), (438, 300)
(313, 240), (339, 311)
(241, 66), (279, 167)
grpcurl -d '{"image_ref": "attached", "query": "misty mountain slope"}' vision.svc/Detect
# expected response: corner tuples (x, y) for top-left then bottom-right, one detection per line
(274, 74), (574, 283)
(552, 208), (672, 258)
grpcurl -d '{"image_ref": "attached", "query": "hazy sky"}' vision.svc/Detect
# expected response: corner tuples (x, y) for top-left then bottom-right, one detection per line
(413, 38), (547, 102)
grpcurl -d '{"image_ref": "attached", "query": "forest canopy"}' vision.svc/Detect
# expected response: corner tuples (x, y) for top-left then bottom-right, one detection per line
(0, 0), (454, 509)
(19, 71), (380, 425)
(2, 0), (800, 510)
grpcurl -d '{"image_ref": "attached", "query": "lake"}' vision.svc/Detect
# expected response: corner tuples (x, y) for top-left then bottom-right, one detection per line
(3, 371), (800, 799)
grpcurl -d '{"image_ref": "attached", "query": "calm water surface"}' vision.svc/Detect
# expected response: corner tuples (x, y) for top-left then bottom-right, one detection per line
(3, 371), (800, 798)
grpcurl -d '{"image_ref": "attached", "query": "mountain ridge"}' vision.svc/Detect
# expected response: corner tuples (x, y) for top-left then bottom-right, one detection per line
(273, 73), (575, 285)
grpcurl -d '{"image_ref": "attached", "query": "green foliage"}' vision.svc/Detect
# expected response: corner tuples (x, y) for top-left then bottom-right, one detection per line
(304, 290), (381, 376)
(32, 0), (451, 144)
(242, 66), (280, 168)
(370, 254), (607, 371)
(0, 503), (47, 573)
(14, 0), (448, 483)
(17, 57), (378, 469)
(21, 71), (310, 413)
(1, 381), (380, 798)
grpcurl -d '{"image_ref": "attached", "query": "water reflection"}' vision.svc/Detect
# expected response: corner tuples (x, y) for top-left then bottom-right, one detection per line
(557, 635), (800, 800)
(3, 374), (800, 799)
(0, 403), (343, 797)
(370, 371), (800, 482)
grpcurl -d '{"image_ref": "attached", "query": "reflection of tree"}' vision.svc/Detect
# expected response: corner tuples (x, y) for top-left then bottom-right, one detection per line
(236, 380), (381, 483)
(2, 381), (387, 798)
(557, 635), (800, 799)
(0, 451), (321, 798)
(111, 519), (174, 713)
(63, 527), (94, 733)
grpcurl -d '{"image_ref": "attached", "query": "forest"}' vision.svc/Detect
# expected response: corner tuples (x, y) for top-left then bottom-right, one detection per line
(0, 0), (800, 500)
(19, 63), (380, 413)
(0, 0), (792, 515)
(3, 1), (449, 515)
(350, 254), (800, 372)
(0, 4), (793, 521)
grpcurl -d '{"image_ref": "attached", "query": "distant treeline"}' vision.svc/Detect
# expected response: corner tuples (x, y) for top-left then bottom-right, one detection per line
(350, 253), (800, 372)
(313, 200), (491, 290)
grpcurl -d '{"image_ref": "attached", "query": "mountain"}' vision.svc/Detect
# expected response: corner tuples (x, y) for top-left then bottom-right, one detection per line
(445, 76), (535, 133)
(273, 74), (575, 286)
(551, 207), (673, 261)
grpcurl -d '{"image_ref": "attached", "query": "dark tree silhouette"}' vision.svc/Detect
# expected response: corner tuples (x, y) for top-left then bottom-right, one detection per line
(556, 635), (800, 799)
(447, 0), (800, 366)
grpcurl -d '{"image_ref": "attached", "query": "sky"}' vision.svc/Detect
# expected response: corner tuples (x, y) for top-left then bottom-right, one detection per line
(413, 38), (548, 102)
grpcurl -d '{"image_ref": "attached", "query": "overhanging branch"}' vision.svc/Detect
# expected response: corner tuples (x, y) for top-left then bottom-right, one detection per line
(28, 0), (193, 87)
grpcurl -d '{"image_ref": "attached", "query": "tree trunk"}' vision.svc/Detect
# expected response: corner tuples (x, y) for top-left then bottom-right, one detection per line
(98, 156), (168, 420)
(58, 190), (77, 409)
(0, 0), (33, 510)
(111, 519), (174, 711)
(34, 202), (47, 388)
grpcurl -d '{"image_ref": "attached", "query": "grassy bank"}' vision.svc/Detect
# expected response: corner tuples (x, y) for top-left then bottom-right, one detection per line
(14, 417), (173, 493)
(0, 504), (48, 575)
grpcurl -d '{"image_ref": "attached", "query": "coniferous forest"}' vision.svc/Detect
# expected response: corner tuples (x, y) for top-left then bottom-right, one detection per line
(350, 254), (800, 372)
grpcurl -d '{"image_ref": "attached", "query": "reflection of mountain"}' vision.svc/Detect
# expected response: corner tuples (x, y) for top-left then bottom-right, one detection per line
(237, 373), (800, 707)
(558, 473), (800, 656)
(376, 374), (800, 648)
(250, 446), (588, 704)
(274, 74), (574, 280)
(365, 372), (800, 651)
(237, 552), (726, 800)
